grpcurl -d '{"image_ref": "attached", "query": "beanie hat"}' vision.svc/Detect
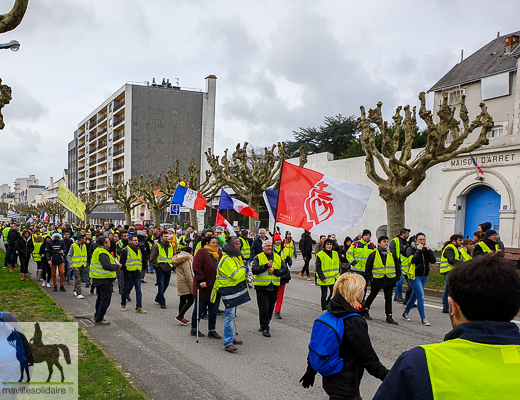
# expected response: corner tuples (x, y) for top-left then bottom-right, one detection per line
(479, 222), (492, 232)
(273, 232), (281, 241)
(485, 230), (497, 239)
(362, 229), (371, 236)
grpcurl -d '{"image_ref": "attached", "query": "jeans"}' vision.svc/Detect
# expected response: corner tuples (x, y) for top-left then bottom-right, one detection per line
(191, 296), (219, 332)
(121, 272), (142, 309)
(301, 254), (311, 276)
(146, 256), (154, 273)
(94, 283), (113, 323)
(155, 268), (171, 306)
(36, 261), (42, 271)
(256, 288), (278, 330)
(141, 258), (148, 280)
(320, 284), (334, 310)
(395, 274), (404, 297)
(405, 276), (429, 318)
(442, 272), (449, 311)
(19, 255), (30, 274)
(223, 307), (236, 347)
(64, 258), (71, 281)
(4, 244), (14, 267)
(244, 259), (251, 275)
(85, 264), (91, 285)
(365, 286), (394, 316)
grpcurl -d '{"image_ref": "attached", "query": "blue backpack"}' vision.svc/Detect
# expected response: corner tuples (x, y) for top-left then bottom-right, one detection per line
(0, 312), (29, 384)
(308, 311), (359, 376)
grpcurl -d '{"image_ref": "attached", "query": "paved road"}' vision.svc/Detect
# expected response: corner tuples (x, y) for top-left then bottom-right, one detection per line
(21, 257), (520, 400)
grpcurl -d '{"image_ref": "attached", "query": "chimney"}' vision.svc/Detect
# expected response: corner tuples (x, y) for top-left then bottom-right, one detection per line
(50, 177), (54, 187)
(505, 34), (519, 53)
(459, 49), (464, 63)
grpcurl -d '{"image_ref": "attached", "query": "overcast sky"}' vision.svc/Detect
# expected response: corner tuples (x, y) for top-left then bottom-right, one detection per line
(1, 0), (519, 189)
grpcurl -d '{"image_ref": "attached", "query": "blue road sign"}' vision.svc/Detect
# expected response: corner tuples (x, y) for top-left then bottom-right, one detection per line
(170, 204), (180, 215)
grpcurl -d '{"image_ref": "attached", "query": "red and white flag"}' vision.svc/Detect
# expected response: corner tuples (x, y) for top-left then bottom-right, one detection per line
(276, 162), (372, 235)
(215, 210), (236, 237)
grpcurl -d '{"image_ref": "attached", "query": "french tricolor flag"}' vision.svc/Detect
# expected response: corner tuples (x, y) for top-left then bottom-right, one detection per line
(41, 211), (49, 222)
(215, 210), (236, 236)
(171, 182), (207, 210)
(218, 189), (259, 218)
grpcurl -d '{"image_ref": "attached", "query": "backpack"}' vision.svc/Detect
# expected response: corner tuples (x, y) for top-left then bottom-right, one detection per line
(308, 311), (359, 376)
(0, 312), (29, 384)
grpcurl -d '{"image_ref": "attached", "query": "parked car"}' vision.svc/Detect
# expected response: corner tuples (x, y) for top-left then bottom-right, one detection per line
(134, 220), (155, 231)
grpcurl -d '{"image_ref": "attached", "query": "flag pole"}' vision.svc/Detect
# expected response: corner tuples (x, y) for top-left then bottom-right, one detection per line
(271, 155), (286, 261)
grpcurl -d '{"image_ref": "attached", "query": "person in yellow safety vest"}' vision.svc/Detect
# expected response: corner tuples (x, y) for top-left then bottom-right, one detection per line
(239, 229), (251, 266)
(440, 234), (463, 314)
(274, 232), (291, 319)
(459, 238), (474, 261)
(472, 229), (500, 258)
(283, 231), (297, 266)
(2, 223), (12, 269)
(373, 254), (520, 400)
(90, 236), (119, 325)
(211, 237), (251, 352)
(150, 230), (175, 309)
(67, 234), (88, 299)
(364, 235), (402, 324)
(119, 235), (147, 314)
(115, 230), (131, 300)
(315, 238), (341, 312)
(389, 228), (410, 303)
(346, 229), (376, 300)
(251, 240), (288, 337)
(32, 229), (45, 282)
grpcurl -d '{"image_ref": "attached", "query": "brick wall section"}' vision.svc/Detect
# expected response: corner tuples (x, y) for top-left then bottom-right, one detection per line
(130, 85), (203, 179)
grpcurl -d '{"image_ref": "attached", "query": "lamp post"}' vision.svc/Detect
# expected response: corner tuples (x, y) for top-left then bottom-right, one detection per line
(0, 40), (20, 51)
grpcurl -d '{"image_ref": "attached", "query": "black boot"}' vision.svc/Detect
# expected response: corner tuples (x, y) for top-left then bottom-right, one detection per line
(386, 314), (398, 325)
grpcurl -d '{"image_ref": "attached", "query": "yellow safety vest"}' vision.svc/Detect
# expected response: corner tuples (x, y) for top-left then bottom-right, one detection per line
(157, 243), (173, 267)
(440, 244), (460, 274)
(316, 250), (339, 286)
(421, 338), (520, 400)
(372, 250), (397, 279)
(240, 237), (250, 259)
(32, 237), (43, 262)
(195, 241), (202, 254)
(284, 240), (295, 258)
(89, 247), (117, 279)
(2, 227), (10, 244)
(254, 252), (281, 286)
(71, 243), (87, 267)
(125, 246), (142, 271)
(392, 237), (411, 275)
(475, 241), (498, 253)
(346, 239), (375, 272)
(460, 247), (472, 261)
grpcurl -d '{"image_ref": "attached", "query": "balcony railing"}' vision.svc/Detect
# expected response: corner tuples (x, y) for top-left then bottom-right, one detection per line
(98, 127), (107, 137)
(89, 132), (97, 141)
(97, 142), (107, 151)
(89, 120), (97, 129)
(79, 164), (85, 171)
(114, 100), (125, 112)
(79, 141), (85, 148)
(112, 180), (123, 186)
(88, 185), (96, 191)
(113, 131), (124, 142)
(79, 177), (85, 182)
(79, 154), (85, 160)
(98, 114), (107, 123)
(113, 115), (125, 127)
(96, 184), (107, 189)
(96, 170), (107, 177)
(113, 148), (124, 157)
(97, 156), (107, 163)
(113, 163), (124, 171)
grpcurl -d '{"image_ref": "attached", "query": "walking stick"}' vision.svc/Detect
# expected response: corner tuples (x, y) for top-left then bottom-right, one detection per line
(234, 307), (238, 336)
(196, 286), (200, 343)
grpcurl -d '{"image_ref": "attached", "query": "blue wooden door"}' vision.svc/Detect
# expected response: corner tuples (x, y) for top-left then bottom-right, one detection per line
(464, 185), (501, 239)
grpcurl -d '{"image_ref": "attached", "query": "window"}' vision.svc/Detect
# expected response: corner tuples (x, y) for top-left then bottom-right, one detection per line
(448, 89), (464, 105)
(481, 72), (510, 100)
(108, 103), (112, 112)
(108, 133), (112, 141)
(109, 118), (112, 127)
(108, 161), (112, 169)
(490, 126), (503, 138)
(108, 148), (112, 155)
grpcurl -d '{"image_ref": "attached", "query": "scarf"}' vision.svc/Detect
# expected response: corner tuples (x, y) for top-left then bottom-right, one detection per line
(284, 238), (292, 245)
(222, 243), (242, 258)
(377, 245), (389, 254)
(204, 245), (219, 260)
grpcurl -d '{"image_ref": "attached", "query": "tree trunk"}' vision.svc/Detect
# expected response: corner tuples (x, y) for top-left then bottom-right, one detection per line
(125, 210), (132, 226)
(152, 208), (161, 228)
(85, 211), (91, 225)
(190, 209), (198, 231)
(385, 197), (406, 239)
(248, 199), (260, 236)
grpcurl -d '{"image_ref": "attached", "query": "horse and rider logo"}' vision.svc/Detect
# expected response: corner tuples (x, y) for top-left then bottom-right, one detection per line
(30, 322), (71, 382)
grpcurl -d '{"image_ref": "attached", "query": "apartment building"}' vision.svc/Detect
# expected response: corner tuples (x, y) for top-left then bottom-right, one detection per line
(68, 76), (217, 224)
(14, 175), (39, 204)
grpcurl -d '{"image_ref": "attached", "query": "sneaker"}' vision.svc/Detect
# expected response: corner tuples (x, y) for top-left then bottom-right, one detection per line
(299, 272), (304, 279)
(208, 331), (222, 339)
(66, 280), (70, 285)
(275, 312), (282, 319)
(77, 294), (85, 299)
(262, 329), (271, 338)
(386, 315), (399, 325)
(46, 282), (51, 288)
(73, 291), (78, 297)
(94, 319), (110, 326)
(442, 308), (449, 314)
(42, 281), (46, 287)
(394, 296), (404, 303)
(176, 316), (188, 326)
(364, 312), (372, 321)
(121, 305), (127, 311)
(60, 286), (66, 292)
(135, 308), (147, 314)
(421, 318), (431, 326)
(190, 330), (205, 337)
(402, 312), (411, 321)
(181, 318), (190, 325)
(160, 305), (166, 309)
(85, 283), (90, 288)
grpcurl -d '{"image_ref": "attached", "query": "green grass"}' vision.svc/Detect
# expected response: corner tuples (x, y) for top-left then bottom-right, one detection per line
(425, 270), (445, 290)
(0, 250), (145, 399)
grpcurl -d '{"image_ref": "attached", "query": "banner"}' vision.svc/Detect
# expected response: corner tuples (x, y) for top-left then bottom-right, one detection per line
(276, 162), (372, 235)
(58, 183), (86, 221)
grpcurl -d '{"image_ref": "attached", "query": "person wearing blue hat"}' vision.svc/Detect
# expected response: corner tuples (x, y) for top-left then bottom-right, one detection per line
(473, 230), (499, 257)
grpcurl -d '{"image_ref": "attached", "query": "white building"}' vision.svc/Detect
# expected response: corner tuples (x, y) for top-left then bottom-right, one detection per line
(274, 31), (520, 249)
(14, 175), (38, 204)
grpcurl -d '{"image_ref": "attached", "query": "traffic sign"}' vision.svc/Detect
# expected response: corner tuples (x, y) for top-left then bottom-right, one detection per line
(140, 212), (144, 217)
(170, 204), (180, 215)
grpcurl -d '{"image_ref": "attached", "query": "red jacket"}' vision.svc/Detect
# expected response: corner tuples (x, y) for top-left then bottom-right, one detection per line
(192, 248), (222, 300)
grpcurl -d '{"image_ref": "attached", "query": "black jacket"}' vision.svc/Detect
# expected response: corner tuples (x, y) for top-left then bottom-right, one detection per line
(299, 233), (315, 256)
(373, 321), (520, 400)
(92, 251), (118, 286)
(405, 244), (436, 277)
(119, 244), (141, 274)
(442, 246), (461, 268)
(365, 249), (401, 287)
(7, 229), (20, 247)
(16, 236), (34, 258)
(472, 238), (497, 257)
(250, 236), (264, 260)
(307, 294), (388, 397)
(315, 249), (338, 283)
(46, 239), (67, 265)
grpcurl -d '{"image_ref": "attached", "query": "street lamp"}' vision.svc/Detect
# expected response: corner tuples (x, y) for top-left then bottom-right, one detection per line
(0, 40), (20, 52)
